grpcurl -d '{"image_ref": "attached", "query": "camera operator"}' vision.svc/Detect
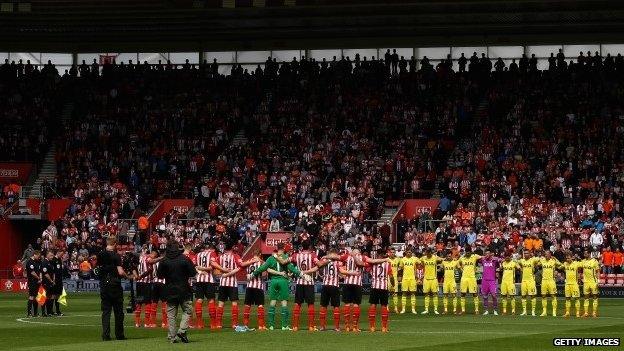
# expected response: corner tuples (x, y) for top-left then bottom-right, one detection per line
(96, 237), (131, 341)
(156, 240), (198, 343)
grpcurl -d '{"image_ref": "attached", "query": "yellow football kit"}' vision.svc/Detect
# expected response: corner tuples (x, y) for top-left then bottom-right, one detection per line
(400, 257), (419, 292)
(459, 255), (481, 294)
(500, 261), (519, 296)
(421, 255), (440, 293)
(539, 257), (560, 295)
(581, 258), (600, 296)
(388, 257), (401, 293)
(519, 257), (538, 296)
(442, 260), (459, 294)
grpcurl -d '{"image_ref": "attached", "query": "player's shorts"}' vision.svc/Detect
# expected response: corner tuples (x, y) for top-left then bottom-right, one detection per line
(28, 282), (38, 297)
(369, 288), (389, 306)
(388, 276), (399, 293)
(295, 284), (315, 305)
(520, 280), (537, 296)
(423, 279), (439, 294)
(541, 280), (557, 295)
(194, 282), (216, 300)
(583, 282), (598, 296)
(401, 279), (416, 292)
(481, 280), (497, 296)
(152, 283), (166, 302)
(342, 284), (363, 304)
(42, 282), (54, 294)
(460, 278), (477, 294)
(244, 287), (265, 306)
(565, 284), (580, 298)
(268, 279), (290, 301)
(320, 285), (340, 307)
(52, 281), (63, 295)
(218, 286), (239, 302)
(443, 280), (457, 294)
(136, 282), (153, 303)
(500, 281), (516, 296)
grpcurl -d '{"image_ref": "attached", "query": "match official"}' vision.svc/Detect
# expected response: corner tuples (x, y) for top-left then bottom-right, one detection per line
(97, 237), (130, 341)
(157, 240), (197, 343)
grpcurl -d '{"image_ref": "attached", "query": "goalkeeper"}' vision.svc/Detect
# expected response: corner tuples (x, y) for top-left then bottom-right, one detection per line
(248, 243), (311, 330)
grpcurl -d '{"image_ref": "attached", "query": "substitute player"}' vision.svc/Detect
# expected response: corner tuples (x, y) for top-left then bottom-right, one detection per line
(291, 241), (318, 331)
(388, 248), (402, 313)
(480, 250), (501, 315)
(500, 255), (519, 315)
(441, 252), (459, 314)
(562, 254), (581, 318)
(581, 250), (600, 317)
(458, 248), (481, 314)
(399, 249), (419, 314)
(368, 249), (393, 333)
(538, 250), (560, 317)
(420, 248), (442, 314)
(518, 251), (539, 316)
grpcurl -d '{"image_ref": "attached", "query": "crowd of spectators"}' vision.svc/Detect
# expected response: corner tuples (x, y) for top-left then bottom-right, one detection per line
(8, 48), (624, 279)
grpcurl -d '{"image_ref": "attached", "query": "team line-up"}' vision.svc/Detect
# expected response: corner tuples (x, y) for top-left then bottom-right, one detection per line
(133, 241), (601, 333)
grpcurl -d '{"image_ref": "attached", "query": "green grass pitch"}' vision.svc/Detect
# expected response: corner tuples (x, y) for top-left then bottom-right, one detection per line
(1, 293), (623, 351)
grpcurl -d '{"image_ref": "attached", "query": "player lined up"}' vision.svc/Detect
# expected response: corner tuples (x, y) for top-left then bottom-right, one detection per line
(387, 247), (601, 318)
(128, 243), (603, 334)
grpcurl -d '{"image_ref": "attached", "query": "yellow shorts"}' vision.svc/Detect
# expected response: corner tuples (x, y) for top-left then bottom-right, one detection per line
(388, 276), (399, 293)
(460, 279), (477, 294)
(520, 280), (537, 296)
(565, 284), (580, 298)
(402, 279), (416, 292)
(541, 280), (557, 295)
(423, 279), (439, 294)
(583, 282), (598, 296)
(500, 281), (516, 296)
(442, 280), (457, 294)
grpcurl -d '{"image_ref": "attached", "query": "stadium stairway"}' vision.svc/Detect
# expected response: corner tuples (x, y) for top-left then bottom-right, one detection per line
(230, 129), (248, 147)
(28, 102), (74, 198)
(377, 207), (397, 227)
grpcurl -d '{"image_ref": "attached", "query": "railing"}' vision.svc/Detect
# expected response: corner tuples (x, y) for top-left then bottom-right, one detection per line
(116, 218), (140, 246)
(1, 201), (19, 218)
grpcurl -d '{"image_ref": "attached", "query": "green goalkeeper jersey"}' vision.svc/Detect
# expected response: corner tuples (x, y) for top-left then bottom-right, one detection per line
(252, 254), (301, 280)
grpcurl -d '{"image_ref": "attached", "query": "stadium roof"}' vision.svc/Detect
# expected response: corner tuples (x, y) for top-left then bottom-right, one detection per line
(1, 0), (623, 51)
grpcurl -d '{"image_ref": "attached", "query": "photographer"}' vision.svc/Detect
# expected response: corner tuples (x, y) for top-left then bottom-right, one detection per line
(96, 237), (131, 341)
(156, 240), (197, 343)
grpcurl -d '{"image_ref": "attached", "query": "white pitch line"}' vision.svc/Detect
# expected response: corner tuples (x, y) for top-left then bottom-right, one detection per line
(16, 317), (100, 327)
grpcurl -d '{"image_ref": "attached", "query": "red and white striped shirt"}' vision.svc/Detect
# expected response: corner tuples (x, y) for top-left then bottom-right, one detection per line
(342, 254), (366, 286)
(321, 259), (342, 287)
(293, 251), (318, 285)
(246, 260), (264, 290)
(137, 255), (153, 283)
(219, 251), (242, 287)
(196, 250), (217, 283)
(153, 261), (165, 284)
(370, 262), (392, 290)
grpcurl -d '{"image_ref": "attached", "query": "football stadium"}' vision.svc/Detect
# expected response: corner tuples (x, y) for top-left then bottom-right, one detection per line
(1, 1), (624, 350)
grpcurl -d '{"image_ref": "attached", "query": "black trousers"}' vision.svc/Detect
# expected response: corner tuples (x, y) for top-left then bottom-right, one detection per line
(101, 287), (124, 339)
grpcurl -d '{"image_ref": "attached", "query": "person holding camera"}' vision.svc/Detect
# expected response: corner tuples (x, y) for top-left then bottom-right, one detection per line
(97, 237), (132, 341)
(156, 240), (201, 343)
